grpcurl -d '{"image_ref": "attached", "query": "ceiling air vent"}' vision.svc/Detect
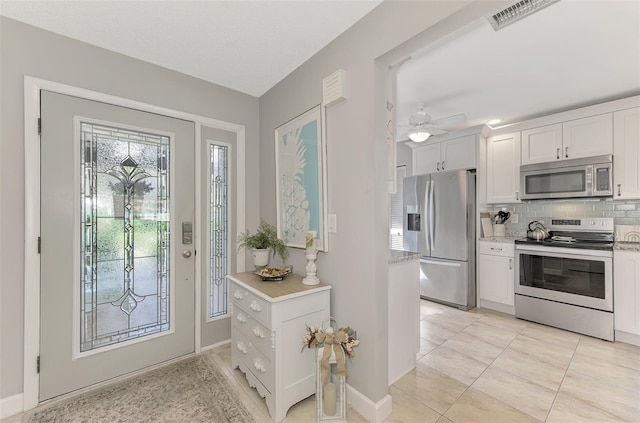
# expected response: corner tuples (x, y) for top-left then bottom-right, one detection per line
(487, 0), (560, 31)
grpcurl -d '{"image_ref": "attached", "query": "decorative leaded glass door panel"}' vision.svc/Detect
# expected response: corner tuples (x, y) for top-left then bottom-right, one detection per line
(39, 91), (195, 401)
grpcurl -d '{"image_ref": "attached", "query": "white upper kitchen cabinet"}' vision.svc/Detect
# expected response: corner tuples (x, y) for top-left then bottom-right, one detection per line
(413, 134), (476, 175)
(521, 124), (562, 165)
(413, 142), (440, 174)
(521, 114), (613, 165)
(562, 113), (613, 159)
(614, 250), (640, 344)
(613, 107), (640, 199)
(486, 132), (521, 203)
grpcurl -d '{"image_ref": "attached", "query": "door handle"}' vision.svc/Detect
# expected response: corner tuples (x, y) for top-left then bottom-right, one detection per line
(436, 162), (440, 171)
(182, 250), (192, 258)
(556, 148), (560, 159)
(509, 258), (513, 270)
(441, 161), (445, 170)
(565, 147), (569, 158)
(618, 184), (621, 197)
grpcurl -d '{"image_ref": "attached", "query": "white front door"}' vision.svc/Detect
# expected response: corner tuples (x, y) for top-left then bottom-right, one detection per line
(39, 91), (195, 401)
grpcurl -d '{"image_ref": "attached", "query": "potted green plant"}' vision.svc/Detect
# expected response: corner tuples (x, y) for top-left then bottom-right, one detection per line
(237, 219), (288, 268)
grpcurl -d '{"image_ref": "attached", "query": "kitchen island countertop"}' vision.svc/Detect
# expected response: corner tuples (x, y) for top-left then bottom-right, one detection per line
(389, 249), (421, 264)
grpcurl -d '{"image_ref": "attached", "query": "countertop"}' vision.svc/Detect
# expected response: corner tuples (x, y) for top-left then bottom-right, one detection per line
(614, 242), (640, 252)
(389, 249), (421, 264)
(479, 236), (522, 243)
(227, 272), (330, 302)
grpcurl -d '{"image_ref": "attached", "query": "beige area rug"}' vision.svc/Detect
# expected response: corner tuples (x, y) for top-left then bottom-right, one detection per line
(26, 353), (255, 423)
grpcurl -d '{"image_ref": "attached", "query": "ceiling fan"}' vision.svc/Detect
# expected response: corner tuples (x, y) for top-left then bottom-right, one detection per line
(400, 103), (466, 142)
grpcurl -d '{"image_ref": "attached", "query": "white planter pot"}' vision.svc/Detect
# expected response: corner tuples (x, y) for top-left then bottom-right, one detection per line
(251, 248), (271, 269)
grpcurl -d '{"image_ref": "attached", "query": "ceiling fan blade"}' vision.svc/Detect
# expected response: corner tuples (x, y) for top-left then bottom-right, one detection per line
(430, 113), (466, 128)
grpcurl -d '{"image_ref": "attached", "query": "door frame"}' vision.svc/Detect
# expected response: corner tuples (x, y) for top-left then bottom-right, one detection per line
(23, 76), (246, 410)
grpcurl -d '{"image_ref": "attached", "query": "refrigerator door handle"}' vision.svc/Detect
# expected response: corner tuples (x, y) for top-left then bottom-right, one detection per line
(430, 179), (436, 251)
(424, 179), (431, 252)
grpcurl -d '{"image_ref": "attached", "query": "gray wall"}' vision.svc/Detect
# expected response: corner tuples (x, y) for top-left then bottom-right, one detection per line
(0, 17), (260, 398)
(258, 0), (486, 403)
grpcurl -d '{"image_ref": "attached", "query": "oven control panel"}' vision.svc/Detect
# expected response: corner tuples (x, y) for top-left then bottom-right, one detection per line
(543, 217), (614, 232)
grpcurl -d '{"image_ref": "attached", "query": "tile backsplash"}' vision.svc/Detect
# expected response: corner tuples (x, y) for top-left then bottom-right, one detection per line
(485, 199), (640, 237)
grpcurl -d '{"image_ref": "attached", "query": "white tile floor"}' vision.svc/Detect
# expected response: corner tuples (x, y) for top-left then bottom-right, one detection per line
(4, 300), (640, 422)
(215, 299), (640, 422)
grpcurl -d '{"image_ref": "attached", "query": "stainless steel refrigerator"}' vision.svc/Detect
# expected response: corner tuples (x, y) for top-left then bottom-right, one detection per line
(403, 170), (476, 310)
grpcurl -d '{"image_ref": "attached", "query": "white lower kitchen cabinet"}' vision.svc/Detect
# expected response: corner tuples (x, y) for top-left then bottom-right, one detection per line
(228, 272), (331, 422)
(478, 241), (515, 314)
(614, 250), (640, 345)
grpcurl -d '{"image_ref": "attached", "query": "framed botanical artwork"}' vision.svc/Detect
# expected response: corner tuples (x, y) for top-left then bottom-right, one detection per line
(275, 105), (328, 251)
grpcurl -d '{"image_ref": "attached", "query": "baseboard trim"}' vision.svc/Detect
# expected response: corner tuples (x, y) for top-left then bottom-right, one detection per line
(346, 384), (392, 423)
(615, 330), (640, 346)
(200, 338), (230, 352)
(0, 393), (24, 419)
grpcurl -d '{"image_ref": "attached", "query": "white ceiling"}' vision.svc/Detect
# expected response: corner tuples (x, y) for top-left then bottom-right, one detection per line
(0, 0), (382, 97)
(2, 0), (638, 133)
(396, 0), (640, 140)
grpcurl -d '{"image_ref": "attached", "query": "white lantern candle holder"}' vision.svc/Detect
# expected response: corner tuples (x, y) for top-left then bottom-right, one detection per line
(316, 346), (346, 422)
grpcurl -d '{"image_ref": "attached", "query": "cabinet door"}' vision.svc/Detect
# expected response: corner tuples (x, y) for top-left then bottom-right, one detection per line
(563, 113), (613, 159)
(441, 134), (477, 171)
(413, 143), (440, 174)
(614, 251), (640, 335)
(521, 124), (562, 164)
(486, 132), (521, 203)
(479, 254), (514, 306)
(613, 108), (640, 199)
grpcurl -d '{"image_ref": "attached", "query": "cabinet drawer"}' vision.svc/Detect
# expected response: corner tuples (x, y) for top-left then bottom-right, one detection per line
(230, 282), (271, 327)
(479, 242), (514, 257)
(232, 309), (273, 358)
(234, 331), (275, 393)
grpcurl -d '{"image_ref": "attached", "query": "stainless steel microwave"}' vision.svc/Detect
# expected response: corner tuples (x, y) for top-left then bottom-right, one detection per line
(520, 155), (612, 200)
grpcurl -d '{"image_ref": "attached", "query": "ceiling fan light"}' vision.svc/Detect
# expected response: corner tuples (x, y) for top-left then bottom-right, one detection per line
(408, 131), (431, 142)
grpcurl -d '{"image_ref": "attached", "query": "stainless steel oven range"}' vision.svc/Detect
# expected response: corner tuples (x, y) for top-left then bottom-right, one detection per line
(514, 217), (614, 341)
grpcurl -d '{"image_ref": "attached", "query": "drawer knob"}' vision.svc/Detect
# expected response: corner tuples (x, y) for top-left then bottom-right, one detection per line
(253, 327), (265, 338)
(253, 358), (267, 373)
(233, 291), (244, 300)
(250, 301), (262, 312)
(236, 341), (247, 354)
(236, 313), (247, 323)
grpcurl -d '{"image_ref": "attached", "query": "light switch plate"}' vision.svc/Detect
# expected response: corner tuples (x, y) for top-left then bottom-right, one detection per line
(328, 214), (337, 233)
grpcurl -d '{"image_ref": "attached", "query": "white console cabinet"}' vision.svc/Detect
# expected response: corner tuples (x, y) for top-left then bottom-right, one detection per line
(228, 272), (331, 422)
(478, 241), (515, 314)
